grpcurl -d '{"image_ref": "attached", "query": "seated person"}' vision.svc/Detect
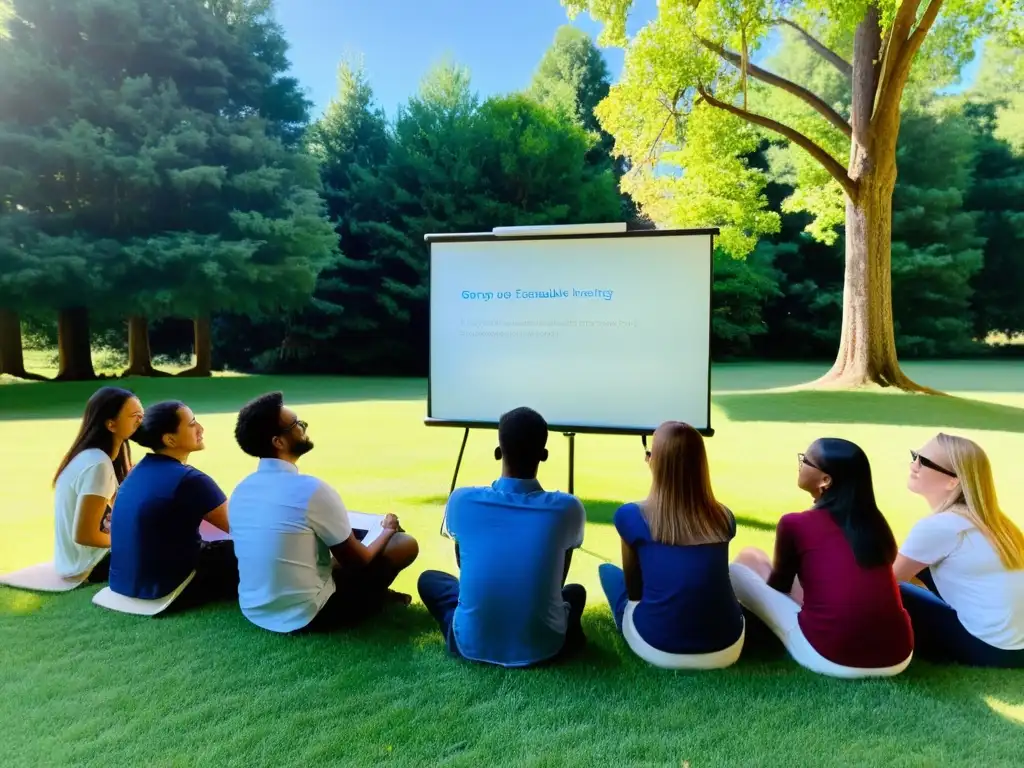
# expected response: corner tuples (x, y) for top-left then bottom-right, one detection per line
(893, 433), (1024, 668)
(52, 386), (143, 581)
(729, 438), (914, 679)
(598, 421), (745, 669)
(108, 401), (236, 609)
(417, 406), (587, 667)
(228, 392), (419, 634)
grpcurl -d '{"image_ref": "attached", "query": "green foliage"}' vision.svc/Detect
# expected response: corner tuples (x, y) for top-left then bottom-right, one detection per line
(273, 62), (421, 373)
(529, 25), (612, 136)
(0, 0), (334, 334)
(711, 247), (781, 358)
(563, 1), (1012, 253)
(963, 96), (1024, 340)
(890, 105), (985, 356)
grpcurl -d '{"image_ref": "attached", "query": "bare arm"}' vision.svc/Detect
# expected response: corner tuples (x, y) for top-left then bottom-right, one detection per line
(329, 515), (398, 568)
(203, 501), (230, 533)
(893, 553), (929, 584)
(621, 538), (643, 601)
(74, 495), (112, 548)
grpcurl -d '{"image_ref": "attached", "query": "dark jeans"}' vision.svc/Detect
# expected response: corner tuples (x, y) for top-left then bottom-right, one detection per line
(87, 553), (111, 584)
(164, 540), (239, 614)
(298, 550), (403, 633)
(899, 569), (1024, 668)
(417, 569), (587, 664)
(598, 563), (629, 632)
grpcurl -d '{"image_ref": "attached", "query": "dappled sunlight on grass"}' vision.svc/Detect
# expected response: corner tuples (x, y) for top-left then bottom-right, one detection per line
(0, 589), (45, 616)
(983, 696), (1024, 726)
(2, 366), (1024, 764)
(715, 390), (1024, 432)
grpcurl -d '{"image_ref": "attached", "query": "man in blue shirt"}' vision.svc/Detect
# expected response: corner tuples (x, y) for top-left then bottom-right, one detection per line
(418, 407), (588, 667)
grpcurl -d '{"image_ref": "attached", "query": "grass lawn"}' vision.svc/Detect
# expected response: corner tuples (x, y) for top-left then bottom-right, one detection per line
(2, 361), (1023, 766)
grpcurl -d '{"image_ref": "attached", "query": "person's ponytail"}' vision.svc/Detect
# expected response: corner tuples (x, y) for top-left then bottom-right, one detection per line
(131, 401), (185, 452)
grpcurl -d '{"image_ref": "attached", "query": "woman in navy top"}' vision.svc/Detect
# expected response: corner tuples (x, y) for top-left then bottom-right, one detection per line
(108, 400), (235, 610)
(598, 421), (745, 668)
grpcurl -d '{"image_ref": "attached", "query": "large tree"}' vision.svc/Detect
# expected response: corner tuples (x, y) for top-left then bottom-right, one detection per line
(528, 25), (636, 220)
(0, 0), (335, 380)
(283, 62), (420, 373)
(563, 0), (1018, 391)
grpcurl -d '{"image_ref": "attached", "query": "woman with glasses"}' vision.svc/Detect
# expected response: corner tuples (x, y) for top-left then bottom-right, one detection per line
(894, 433), (1024, 667)
(729, 438), (913, 678)
(597, 421), (745, 669)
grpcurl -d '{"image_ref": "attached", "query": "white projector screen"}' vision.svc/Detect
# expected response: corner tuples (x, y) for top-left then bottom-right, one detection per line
(426, 229), (715, 434)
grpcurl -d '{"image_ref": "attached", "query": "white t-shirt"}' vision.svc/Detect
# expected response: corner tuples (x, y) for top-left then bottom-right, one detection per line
(53, 448), (117, 578)
(228, 459), (353, 633)
(900, 509), (1024, 650)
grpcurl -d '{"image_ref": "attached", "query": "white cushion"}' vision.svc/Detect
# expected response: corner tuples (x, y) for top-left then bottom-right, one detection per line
(91, 571), (196, 616)
(0, 562), (89, 592)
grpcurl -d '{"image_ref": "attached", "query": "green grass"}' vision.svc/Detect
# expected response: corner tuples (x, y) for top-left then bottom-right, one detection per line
(2, 362), (1023, 766)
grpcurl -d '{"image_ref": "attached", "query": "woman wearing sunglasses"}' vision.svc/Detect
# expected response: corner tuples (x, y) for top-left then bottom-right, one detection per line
(729, 438), (914, 678)
(894, 433), (1024, 668)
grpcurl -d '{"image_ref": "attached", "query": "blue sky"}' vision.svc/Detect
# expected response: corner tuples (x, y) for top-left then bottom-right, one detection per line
(274, 1), (982, 121)
(274, 0), (658, 118)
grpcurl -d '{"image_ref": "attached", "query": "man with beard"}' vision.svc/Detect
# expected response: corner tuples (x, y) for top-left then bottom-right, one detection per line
(228, 391), (419, 634)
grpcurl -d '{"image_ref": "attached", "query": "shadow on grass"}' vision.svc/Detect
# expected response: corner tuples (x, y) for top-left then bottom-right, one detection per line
(715, 391), (1024, 433)
(0, 375), (425, 422)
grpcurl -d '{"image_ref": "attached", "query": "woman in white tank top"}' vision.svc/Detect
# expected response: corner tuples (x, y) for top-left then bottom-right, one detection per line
(52, 387), (143, 579)
(894, 432), (1024, 668)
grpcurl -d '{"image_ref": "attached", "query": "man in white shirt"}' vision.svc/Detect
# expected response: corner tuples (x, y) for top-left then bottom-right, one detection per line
(228, 391), (419, 633)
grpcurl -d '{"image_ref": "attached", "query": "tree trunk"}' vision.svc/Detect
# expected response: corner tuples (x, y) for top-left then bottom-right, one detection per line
(56, 306), (97, 381)
(813, 175), (935, 392)
(122, 315), (169, 377)
(811, 4), (938, 394)
(0, 309), (46, 380)
(177, 314), (212, 377)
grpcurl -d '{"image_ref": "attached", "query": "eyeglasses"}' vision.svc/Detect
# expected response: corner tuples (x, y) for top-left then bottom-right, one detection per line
(279, 418), (308, 435)
(910, 449), (956, 478)
(798, 452), (821, 471)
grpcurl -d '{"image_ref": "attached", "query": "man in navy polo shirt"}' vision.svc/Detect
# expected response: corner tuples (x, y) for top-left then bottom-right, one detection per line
(418, 406), (588, 667)
(109, 401), (235, 606)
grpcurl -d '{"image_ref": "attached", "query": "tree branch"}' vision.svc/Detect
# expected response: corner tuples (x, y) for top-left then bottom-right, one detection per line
(772, 18), (852, 80)
(874, 0), (922, 115)
(874, 0), (945, 125)
(696, 85), (857, 201)
(698, 37), (852, 139)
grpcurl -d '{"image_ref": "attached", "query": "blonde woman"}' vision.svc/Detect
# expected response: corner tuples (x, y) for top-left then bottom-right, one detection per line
(895, 433), (1024, 667)
(598, 421), (745, 669)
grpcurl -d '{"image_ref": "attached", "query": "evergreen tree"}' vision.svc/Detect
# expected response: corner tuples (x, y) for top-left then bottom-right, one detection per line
(528, 25), (635, 219)
(963, 44), (1024, 341)
(281, 62), (421, 373)
(890, 105), (984, 356)
(0, 0), (335, 380)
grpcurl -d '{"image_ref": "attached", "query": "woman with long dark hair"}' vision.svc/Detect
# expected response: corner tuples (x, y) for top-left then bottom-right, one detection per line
(52, 386), (143, 580)
(108, 401), (235, 608)
(729, 438), (914, 678)
(598, 421), (745, 668)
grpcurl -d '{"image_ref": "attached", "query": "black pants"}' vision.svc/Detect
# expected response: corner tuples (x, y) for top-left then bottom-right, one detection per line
(417, 569), (587, 665)
(162, 541), (239, 614)
(297, 553), (403, 633)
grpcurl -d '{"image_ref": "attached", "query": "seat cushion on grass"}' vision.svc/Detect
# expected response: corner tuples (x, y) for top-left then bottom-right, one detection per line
(91, 570), (196, 616)
(0, 562), (90, 592)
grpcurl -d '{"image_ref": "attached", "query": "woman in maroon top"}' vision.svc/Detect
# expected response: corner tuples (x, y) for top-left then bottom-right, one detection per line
(729, 437), (914, 678)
